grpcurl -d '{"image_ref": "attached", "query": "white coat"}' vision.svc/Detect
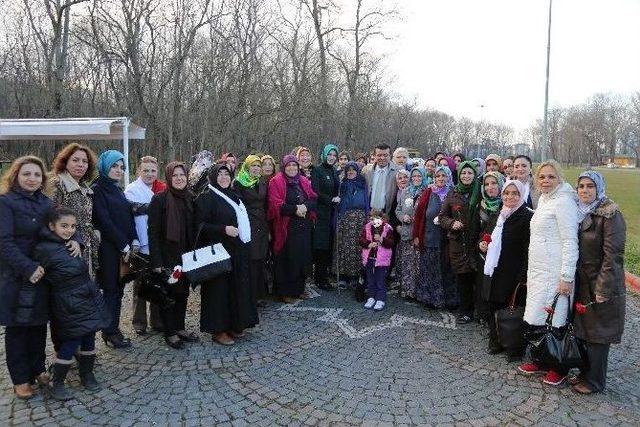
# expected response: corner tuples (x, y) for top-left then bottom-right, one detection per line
(524, 182), (579, 327)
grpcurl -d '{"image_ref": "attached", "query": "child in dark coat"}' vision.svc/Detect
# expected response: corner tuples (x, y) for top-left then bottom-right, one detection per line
(33, 207), (109, 401)
(359, 210), (395, 311)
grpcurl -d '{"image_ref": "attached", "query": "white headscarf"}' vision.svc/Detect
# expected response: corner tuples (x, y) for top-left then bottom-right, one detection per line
(484, 180), (526, 277)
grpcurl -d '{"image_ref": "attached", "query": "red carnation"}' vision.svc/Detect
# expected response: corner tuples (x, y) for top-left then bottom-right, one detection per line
(543, 306), (554, 315)
(171, 269), (182, 280)
(574, 302), (595, 314)
(481, 233), (492, 244)
(452, 205), (463, 213)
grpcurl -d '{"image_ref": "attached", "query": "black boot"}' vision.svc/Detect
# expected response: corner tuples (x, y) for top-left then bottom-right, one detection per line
(102, 331), (131, 348)
(49, 363), (73, 401)
(78, 354), (100, 391)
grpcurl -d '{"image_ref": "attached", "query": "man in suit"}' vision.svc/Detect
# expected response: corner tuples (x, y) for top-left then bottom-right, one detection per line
(362, 143), (398, 218)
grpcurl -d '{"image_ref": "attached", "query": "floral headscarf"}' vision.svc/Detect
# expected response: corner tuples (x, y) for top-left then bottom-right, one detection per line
(431, 165), (453, 201)
(236, 154), (262, 188)
(408, 166), (428, 198)
(480, 171), (505, 214)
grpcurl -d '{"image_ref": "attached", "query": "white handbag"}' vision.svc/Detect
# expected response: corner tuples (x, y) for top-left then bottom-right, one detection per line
(181, 227), (232, 283)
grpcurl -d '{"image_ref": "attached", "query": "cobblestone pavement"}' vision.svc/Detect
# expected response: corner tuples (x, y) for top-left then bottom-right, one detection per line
(1, 285), (639, 426)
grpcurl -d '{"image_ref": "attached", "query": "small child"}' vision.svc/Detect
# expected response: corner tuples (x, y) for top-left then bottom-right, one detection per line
(33, 207), (109, 401)
(359, 210), (395, 311)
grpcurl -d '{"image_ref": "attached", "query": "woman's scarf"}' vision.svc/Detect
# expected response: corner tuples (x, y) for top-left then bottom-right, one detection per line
(236, 154), (262, 188)
(320, 144), (339, 165)
(260, 155), (276, 180)
(395, 169), (410, 202)
(577, 171), (606, 222)
(280, 154), (301, 185)
(485, 154), (503, 170)
(480, 171), (505, 214)
(295, 146), (312, 177)
(471, 158), (486, 176)
(430, 165), (453, 201)
(443, 156), (457, 181)
(484, 180), (526, 277)
(97, 150), (125, 183)
(338, 161), (369, 217)
(165, 162), (193, 245)
(407, 166), (428, 198)
(207, 164), (250, 243)
(454, 161), (481, 221)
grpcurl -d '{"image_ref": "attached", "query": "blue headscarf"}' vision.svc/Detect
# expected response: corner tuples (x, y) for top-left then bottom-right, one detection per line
(407, 166), (428, 198)
(431, 165), (453, 201)
(338, 161), (369, 217)
(97, 150), (125, 183)
(577, 170), (606, 219)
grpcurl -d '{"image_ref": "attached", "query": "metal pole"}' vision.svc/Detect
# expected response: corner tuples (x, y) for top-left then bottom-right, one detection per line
(541, 0), (552, 162)
(123, 117), (130, 186)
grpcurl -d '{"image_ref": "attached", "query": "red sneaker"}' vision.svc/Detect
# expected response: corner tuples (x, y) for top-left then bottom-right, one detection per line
(543, 370), (567, 386)
(517, 363), (547, 375)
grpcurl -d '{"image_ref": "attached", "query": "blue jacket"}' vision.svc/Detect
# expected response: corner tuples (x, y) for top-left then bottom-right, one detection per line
(91, 177), (137, 291)
(0, 189), (52, 326)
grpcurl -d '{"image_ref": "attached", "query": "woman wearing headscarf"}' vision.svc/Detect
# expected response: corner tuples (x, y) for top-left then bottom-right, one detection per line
(395, 167), (427, 299)
(513, 155), (538, 209)
(474, 171), (505, 321)
(296, 146), (314, 179)
(268, 155), (318, 303)
(480, 180), (533, 359)
(518, 160), (578, 387)
(335, 161), (369, 289)
(424, 158), (437, 186)
(91, 150), (138, 349)
(260, 155), (277, 182)
(196, 164), (258, 346)
(485, 154), (503, 173)
(235, 155), (270, 306)
(471, 158), (486, 177)
(147, 162), (198, 349)
(311, 144), (340, 290)
(452, 153), (465, 168)
(337, 151), (351, 181)
(438, 156), (458, 185)
(413, 166), (457, 309)
(438, 161), (481, 324)
(571, 171), (626, 394)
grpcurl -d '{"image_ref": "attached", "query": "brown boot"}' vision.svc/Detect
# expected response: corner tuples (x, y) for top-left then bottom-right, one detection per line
(213, 332), (235, 346)
(13, 383), (34, 400)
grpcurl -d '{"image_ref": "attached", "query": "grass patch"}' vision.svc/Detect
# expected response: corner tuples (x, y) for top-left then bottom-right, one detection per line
(563, 167), (640, 275)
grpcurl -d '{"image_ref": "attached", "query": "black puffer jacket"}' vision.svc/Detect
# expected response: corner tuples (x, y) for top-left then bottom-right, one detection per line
(33, 230), (110, 341)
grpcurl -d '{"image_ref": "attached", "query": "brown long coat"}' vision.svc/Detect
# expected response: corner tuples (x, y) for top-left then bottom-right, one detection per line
(574, 198), (626, 345)
(438, 190), (479, 274)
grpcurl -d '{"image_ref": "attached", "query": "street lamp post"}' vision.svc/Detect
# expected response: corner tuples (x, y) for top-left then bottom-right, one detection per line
(541, 0), (553, 162)
(477, 104), (486, 158)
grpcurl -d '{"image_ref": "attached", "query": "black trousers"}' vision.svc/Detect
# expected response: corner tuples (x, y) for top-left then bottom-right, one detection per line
(581, 342), (610, 392)
(313, 249), (332, 287)
(456, 272), (476, 317)
(5, 325), (47, 385)
(159, 286), (189, 338)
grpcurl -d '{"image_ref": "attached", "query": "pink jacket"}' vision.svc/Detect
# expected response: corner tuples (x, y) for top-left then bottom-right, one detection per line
(360, 222), (394, 267)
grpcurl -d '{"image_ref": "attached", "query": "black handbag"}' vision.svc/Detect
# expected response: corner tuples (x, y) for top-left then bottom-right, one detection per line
(495, 282), (526, 350)
(525, 293), (586, 370)
(136, 270), (175, 308)
(181, 225), (233, 285)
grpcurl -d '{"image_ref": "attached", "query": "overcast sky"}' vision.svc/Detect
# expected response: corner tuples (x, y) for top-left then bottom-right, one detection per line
(383, 0), (640, 130)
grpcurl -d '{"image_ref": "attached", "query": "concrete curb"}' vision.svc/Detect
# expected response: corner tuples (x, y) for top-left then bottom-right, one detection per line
(626, 271), (640, 294)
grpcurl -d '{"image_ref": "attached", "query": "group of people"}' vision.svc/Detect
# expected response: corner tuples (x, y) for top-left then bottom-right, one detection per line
(0, 142), (627, 402)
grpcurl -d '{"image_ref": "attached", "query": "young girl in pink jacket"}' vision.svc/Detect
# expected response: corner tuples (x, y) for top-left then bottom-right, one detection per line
(359, 210), (395, 311)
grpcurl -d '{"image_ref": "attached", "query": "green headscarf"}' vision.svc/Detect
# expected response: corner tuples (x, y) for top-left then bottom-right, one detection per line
(480, 171), (505, 214)
(320, 144), (339, 165)
(235, 154), (262, 188)
(454, 160), (481, 220)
